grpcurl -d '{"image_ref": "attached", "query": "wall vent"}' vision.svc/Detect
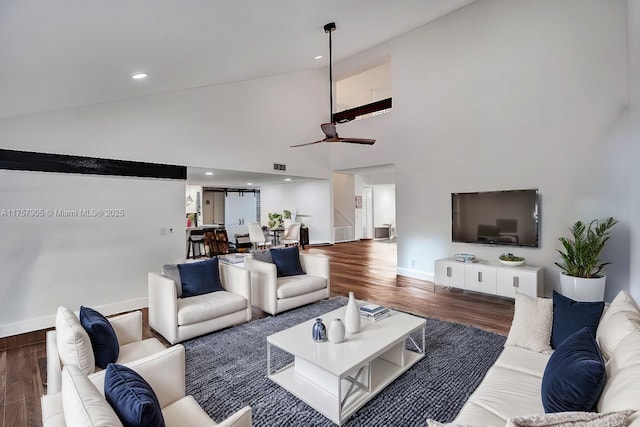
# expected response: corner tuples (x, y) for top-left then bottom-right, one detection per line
(273, 163), (286, 171)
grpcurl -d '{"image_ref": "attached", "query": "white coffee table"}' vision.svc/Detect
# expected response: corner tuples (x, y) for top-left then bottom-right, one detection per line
(267, 306), (426, 425)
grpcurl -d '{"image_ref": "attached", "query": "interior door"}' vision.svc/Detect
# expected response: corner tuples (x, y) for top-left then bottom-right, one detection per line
(224, 192), (257, 238)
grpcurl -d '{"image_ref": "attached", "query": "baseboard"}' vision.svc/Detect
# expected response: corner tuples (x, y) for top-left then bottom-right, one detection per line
(0, 297), (148, 338)
(397, 267), (434, 283)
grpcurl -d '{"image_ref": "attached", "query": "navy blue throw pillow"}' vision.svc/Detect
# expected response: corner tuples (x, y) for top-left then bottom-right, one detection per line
(270, 246), (305, 277)
(551, 291), (604, 349)
(177, 257), (224, 297)
(541, 327), (605, 413)
(79, 306), (119, 369)
(105, 363), (165, 427)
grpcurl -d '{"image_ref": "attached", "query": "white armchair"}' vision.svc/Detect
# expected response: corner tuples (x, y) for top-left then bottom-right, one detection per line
(148, 261), (251, 344)
(46, 308), (166, 395)
(244, 252), (330, 315)
(41, 345), (252, 427)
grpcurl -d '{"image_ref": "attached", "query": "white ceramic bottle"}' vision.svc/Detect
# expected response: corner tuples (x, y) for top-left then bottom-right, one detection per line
(328, 318), (345, 343)
(344, 291), (361, 334)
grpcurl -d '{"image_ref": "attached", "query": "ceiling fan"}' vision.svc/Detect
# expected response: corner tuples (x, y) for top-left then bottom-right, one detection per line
(290, 22), (376, 148)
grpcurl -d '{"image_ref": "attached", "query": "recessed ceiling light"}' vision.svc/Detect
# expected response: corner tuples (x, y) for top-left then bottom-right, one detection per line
(284, 178), (292, 182)
(247, 182), (253, 186)
(131, 73), (148, 80)
(314, 55), (323, 60)
(205, 172), (213, 176)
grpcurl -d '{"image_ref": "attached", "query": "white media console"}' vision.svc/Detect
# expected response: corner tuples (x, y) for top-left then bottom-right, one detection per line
(434, 258), (543, 298)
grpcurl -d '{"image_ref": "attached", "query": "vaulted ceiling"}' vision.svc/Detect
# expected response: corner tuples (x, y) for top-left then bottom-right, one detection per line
(0, 0), (475, 120)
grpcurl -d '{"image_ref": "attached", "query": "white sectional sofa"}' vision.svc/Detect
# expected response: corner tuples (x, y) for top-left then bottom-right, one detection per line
(443, 290), (640, 427)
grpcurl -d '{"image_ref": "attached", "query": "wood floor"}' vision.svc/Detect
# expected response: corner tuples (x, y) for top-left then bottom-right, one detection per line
(0, 239), (514, 427)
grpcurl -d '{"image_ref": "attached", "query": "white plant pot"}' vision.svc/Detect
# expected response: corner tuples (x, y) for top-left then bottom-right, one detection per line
(559, 273), (606, 302)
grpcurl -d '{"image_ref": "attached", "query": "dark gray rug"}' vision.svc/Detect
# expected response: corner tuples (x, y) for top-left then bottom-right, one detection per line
(183, 297), (506, 426)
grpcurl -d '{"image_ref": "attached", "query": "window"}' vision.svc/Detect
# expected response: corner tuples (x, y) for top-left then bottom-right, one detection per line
(335, 61), (392, 123)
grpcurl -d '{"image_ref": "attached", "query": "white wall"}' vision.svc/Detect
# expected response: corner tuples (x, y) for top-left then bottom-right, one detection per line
(259, 180), (332, 245)
(373, 184), (396, 228)
(333, 173), (356, 228)
(0, 171), (184, 336)
(329, 0), (631, 298)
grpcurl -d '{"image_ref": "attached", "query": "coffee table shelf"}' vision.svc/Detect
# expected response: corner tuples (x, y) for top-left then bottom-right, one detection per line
(267, 306), (425, 425)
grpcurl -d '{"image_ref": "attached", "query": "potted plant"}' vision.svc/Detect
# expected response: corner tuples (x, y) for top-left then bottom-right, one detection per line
(555, 217), (618, 301)
(267, 212), (283, 230)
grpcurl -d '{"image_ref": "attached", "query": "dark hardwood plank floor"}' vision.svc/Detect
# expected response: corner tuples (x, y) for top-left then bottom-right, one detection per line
(0, 239), (513, 427)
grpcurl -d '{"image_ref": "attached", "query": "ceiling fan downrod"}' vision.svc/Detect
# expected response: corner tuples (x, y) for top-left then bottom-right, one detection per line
(324, 22), (336, 122)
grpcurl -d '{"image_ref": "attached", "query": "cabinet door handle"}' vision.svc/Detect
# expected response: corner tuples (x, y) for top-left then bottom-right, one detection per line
(446, 266), (451, 277)
(513, 276), (519, 288)
(478, 271), (482, 282)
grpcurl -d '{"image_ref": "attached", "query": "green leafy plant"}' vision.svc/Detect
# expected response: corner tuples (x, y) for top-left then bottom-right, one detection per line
(267, 212), (283, 229)
(555, 217), (618, 278)
(283, 210), (292, 219)
(499, 253), (524, 262)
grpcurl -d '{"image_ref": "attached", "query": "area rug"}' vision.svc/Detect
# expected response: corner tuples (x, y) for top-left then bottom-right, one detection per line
(183, 297), (506, 426)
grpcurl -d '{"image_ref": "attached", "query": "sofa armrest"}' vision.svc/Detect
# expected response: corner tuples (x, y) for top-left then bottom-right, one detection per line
(89, 344), (185, 409)
(148, 272), (179, 345)
(244, 258), (278, 315)
(108, 310), (142, 346)
(46, 330), (63, 395)
(300, 253), (330, 281)
(216, 406), (252, 427)
(219, 263), (251, 306)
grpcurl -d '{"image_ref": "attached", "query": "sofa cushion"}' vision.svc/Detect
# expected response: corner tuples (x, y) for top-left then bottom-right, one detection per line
(61, 365), (123, 427)
(596, 290), (640, 360)
(505, 294), (553, 354)
(493, 346), (551, 378)
(162, 264), (183, 298)
(270, 246), (305, 277)
(507, 410), (633, 427)
(161, 395), (218, 427)
(105, 363), (165, 427)
(177, 258), (224, 298)
(117, 338), (167, 365)
(598, 330), (640, 414)
(277, 275), (327, 299)
(176, 291), (247, 326)
(79, 306), (119, 369)
(541, 327), (605, 413)
(454, 364), (544, 425)
(251, 249), (273, 264)
(551, 291), (604, 349)
(56, 306), (96, 375)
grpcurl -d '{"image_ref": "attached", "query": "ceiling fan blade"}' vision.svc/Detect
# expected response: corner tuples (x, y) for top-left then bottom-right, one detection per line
(335, 137), (376, 145)
(289, 139), (325, 148)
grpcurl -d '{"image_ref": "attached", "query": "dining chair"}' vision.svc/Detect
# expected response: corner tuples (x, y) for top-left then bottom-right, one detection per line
(248, 222), (271, 249)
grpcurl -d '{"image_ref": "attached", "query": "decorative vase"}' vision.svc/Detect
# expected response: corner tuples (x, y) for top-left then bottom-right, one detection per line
(328, 318), (345, 343)
(312, 318), (327, 342)
(345, 291), (360, 334)
(559, 273), (606, 302)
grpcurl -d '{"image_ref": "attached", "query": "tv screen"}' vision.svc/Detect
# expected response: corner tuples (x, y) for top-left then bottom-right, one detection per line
(451, 189), (539, 247)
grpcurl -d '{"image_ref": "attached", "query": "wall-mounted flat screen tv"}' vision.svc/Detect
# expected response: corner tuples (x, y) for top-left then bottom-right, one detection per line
(451, 189), (539, 247)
